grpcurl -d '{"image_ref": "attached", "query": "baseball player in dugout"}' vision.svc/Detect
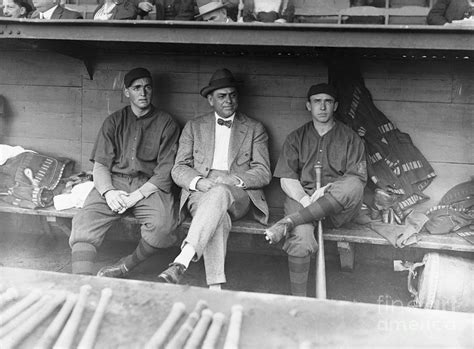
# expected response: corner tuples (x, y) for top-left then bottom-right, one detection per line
(265, 84), (367, 297)
(158, 68), (271, 290)
(70, 67), (180, 278)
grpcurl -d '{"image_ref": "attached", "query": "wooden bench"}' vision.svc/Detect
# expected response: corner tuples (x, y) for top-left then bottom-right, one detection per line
(294, 0), (431, 25)
(1, 201), (473, 272)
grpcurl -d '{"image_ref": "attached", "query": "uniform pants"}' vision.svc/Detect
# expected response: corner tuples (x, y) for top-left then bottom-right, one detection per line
(283, 176), (364, 257)
(70, 175), (178, 249)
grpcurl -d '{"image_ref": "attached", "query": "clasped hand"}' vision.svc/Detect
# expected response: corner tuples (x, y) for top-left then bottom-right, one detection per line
(300, 184), (332, 208)
(196, 175), (239, 192)
(105, 190), (144, 214)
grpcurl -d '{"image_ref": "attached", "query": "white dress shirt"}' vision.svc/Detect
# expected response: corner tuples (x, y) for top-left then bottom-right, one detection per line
(41, 5), (58, 19)
(94, 2), (116, 20)
(211, 113), (234, 170)
(189, 113), (243, 191)
(254, 0), (282, 13)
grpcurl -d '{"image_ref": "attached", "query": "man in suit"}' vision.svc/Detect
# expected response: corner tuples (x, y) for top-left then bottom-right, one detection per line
(32, 0), (82, 18)
(158, 68), (271, 290)
(2, 0), (33, 18)
(93, 0), (140, 20)
(427, 0), (474, 25)
(195, 0), (234, 22)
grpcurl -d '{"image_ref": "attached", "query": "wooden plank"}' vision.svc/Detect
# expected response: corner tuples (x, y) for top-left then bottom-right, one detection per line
(81, 142), (94, 172)
(93, 54), (201, 74)
(3, 267), (473, 347)
(93, 54), (327, 79)
(388, 6), (430, 16)
(390, 0), (429, 7)
(361, 60), (453, 80)
(377, 101), (473, 164)
(365, 78), (451, 103)
(294, 0), (350, 16)
(337, 241), (355, 271)
(2, 20), (474, 52)
(81, 89), (126, 142)
(452, 78), (474, 104)
(0, 50), (83, 87)
(1, 202), (472, 253)
(198, 56), (327, 78)
(0, 85), (82, 141)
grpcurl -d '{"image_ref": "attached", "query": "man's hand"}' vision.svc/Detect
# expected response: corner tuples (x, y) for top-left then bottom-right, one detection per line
(214, 175), (239, 186)
(122, 190), (144, 210)
(138, 1), (154, 13)
(299, 195), (312, 208)
(196, 178), (216, 192)
(310, 184), (331, 202)
(104, 190), (129, 214)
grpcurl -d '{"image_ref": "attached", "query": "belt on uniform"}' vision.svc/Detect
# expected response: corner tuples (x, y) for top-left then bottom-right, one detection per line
(112, 172), (140, 179)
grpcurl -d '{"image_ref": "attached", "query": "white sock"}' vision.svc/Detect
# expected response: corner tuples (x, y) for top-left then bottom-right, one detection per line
(173, 243), (196, 269)
(209, 284), (222, 290)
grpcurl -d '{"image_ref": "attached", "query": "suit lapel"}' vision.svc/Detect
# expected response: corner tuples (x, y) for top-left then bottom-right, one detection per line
(200, 113), (215, 164)
(52, 6), (63, 19)
(228, 112), (248, 166)
(111, 5), (119, 19)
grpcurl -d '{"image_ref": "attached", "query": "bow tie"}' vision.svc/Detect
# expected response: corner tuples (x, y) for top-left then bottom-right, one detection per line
(217, 118), (232, 128)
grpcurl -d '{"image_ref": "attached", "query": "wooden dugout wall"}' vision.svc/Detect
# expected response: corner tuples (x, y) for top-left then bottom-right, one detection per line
(0, 48), (472, 212)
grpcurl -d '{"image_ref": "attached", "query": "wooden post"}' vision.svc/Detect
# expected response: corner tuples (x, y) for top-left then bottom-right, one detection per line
(337, 242), (355, 272)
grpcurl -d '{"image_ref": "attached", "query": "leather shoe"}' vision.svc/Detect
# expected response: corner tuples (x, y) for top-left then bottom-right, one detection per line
(264, 217), (294, 244)
(157, 263), (186, 284)
(97, 258), (129, 278)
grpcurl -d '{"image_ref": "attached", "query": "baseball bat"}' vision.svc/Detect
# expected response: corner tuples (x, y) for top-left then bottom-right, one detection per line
(314, 164), (327, 299)
(143, 302), (186, 349)
(34, 293), (78, 349)
(183, 308), (213, 349)
(0, 289), (42, 326)
(223, 304), (243, 349)
(165, 300), (208, 349)
(53, 284), (92, 349)
(201, 312), (225, 349)
(0, 295), (50, 338)
(77, 288), (112, 349)
(1, 293), (66, 349)
(0, 288), (19, 308)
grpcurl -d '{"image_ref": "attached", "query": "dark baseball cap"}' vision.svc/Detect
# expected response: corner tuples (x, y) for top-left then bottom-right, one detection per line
(307, 83), (338, 100)
(124, 68), (152, 88)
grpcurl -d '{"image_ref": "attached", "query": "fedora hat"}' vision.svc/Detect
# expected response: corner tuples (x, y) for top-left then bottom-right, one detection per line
(195, 0), (226, 19)
(200, 68), (239, 97)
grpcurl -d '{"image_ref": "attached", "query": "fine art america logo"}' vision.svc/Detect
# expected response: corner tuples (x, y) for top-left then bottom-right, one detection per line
(376, 295), (458, 332)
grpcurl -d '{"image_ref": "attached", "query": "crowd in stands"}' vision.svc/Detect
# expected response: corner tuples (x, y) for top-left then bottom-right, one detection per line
(0, 0), (473, 25)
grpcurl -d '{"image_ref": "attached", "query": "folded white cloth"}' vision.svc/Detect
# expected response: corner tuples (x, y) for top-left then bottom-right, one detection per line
(446, 17), (474, 26)
(54, 181), (94, 210)
(0, 145), (33, 165)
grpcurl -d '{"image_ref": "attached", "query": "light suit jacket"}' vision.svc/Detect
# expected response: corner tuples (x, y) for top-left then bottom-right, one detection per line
(171, 111), (271, 225)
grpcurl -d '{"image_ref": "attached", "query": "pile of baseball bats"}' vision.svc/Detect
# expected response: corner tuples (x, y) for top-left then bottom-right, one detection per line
(144, 300), (244, 349)
(0, 284), (112, 349)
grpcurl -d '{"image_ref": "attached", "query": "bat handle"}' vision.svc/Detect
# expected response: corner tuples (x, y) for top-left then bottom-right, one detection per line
(314, 165), (322, 190)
